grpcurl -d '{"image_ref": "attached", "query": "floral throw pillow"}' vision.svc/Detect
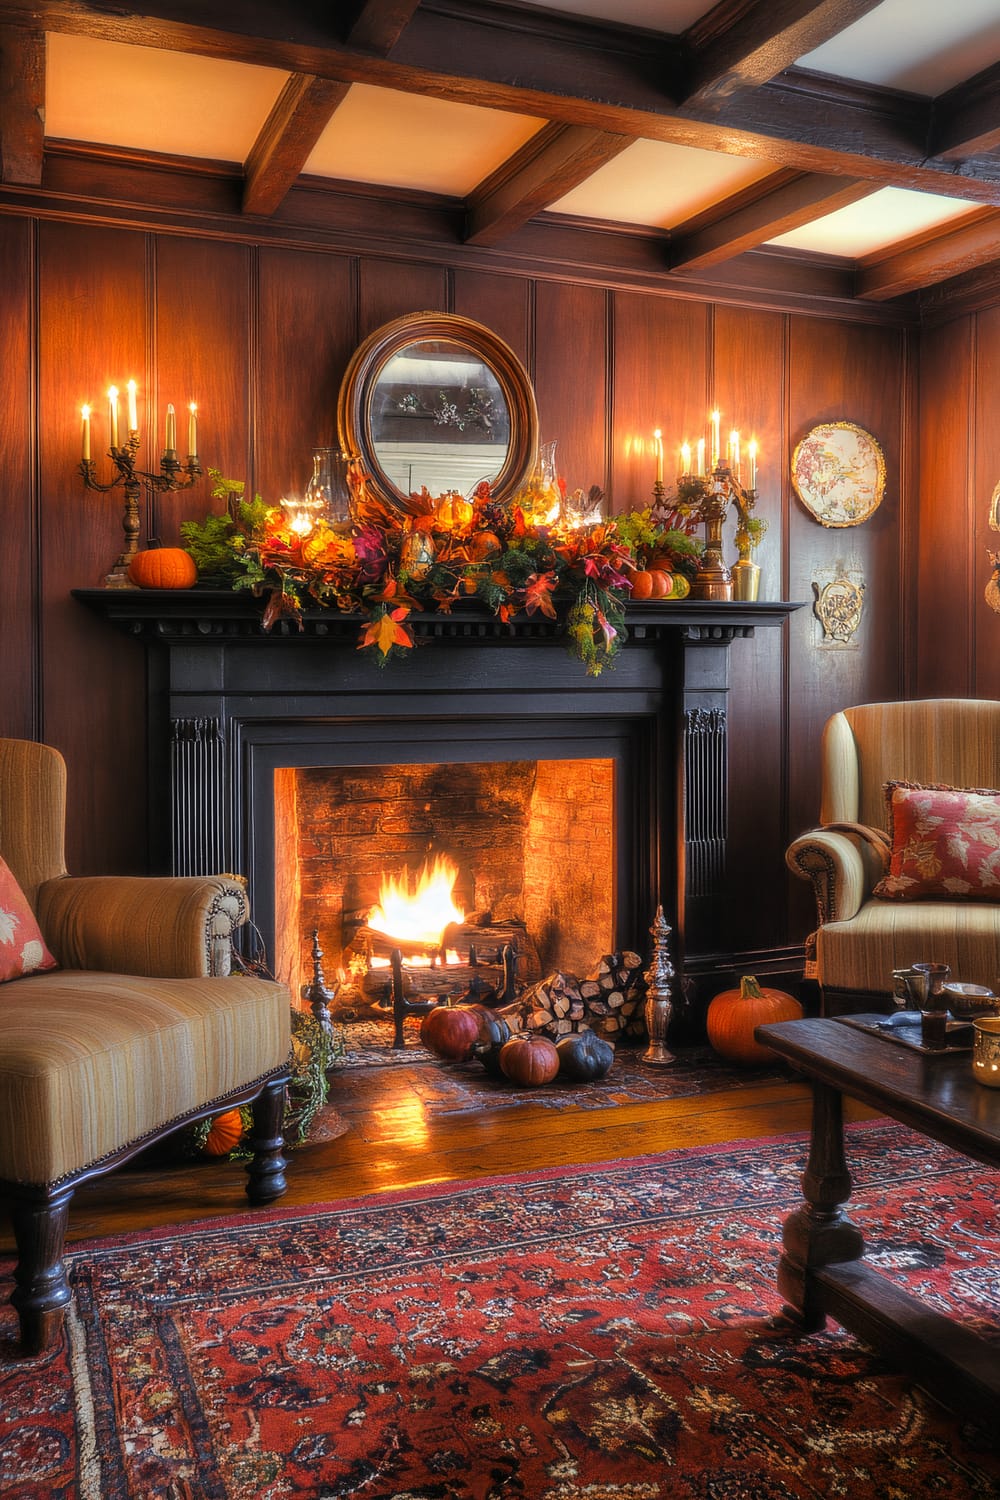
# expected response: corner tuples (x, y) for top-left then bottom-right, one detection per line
(874, 780), (1000, 901)
(0, 855), (58, 981)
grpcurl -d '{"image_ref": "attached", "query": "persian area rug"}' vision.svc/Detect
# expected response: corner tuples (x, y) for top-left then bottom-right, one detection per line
(2, 1121), (998, 1500)
(335, 1018), (787, 1113)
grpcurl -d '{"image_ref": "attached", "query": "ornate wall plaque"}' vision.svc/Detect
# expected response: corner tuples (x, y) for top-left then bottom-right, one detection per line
(792, 421), (885, 527)
(813, 574), (865, 643)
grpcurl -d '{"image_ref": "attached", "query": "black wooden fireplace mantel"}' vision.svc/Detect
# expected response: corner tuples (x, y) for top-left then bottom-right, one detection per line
(75, 588), (802, 986)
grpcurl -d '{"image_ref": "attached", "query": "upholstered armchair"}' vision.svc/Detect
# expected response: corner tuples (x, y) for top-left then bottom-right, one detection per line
(786, 699), (1000, 1016)
(0, 738), (291, 1355)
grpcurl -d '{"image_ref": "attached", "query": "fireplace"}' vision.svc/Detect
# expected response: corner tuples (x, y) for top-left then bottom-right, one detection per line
(76, 590), (797, 1018)
(274, 755), (616, 1005)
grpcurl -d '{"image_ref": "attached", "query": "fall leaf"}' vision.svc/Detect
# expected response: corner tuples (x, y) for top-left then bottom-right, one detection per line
(523, 572), (558, 618)
(262, 590), (304, 632)
(358, 606), (414, 657)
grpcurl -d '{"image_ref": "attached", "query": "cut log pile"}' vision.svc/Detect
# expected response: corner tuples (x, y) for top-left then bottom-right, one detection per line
(497, 950), (646, 1043)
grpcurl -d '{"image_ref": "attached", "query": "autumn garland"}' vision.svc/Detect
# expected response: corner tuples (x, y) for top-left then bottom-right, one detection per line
(181, 470), (702, 676)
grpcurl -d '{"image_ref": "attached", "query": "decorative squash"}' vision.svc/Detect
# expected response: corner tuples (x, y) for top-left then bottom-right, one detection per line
(469, 1008), (512, 1076)
(556, 1031), (615, 1082)
(467, 530), (502, 562)
(128, 547), (198, 590)
(399, 527), (436, 581)
(202, 1108), (245, 1157)
(499, 1032), (560, 1087)
(420, 1003), (482, 1061)
(706, 975), (803, 1066)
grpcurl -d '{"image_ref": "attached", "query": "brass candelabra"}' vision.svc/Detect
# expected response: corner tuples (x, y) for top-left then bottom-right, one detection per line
(80, 432), (202, 588)
(673, 465), (759, 602)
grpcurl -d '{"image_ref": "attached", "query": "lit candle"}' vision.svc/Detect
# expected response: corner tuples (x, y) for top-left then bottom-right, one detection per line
(81, 404), (91, 461)
(187, 401), (198, 457)
(710, 410), (721, 469)
(696, 438), (705, 476)
(729, 429), (740, 477)
(748, 439), (758, 491)
(680, 441), (691, 476)
(653, 428), (663, 485)
(108, 386), (119, 448)
(165, 402), (177, 453)
(126, 379), (138, 434)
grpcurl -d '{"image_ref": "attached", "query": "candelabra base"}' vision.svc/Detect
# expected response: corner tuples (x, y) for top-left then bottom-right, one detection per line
(104, 558), (140, 590)
(689, 575), (733, 601)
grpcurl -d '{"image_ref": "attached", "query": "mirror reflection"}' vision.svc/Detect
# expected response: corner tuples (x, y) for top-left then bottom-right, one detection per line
(370, 339), (511, 498)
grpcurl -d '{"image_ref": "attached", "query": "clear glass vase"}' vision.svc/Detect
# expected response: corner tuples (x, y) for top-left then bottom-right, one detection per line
(307, 448), (352, 526)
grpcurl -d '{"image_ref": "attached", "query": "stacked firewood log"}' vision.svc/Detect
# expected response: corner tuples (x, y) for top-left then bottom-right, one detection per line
(497, 950), (646, 1043)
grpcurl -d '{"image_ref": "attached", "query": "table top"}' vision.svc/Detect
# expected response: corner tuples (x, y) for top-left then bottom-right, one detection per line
(757, 1016), (1000, 1168)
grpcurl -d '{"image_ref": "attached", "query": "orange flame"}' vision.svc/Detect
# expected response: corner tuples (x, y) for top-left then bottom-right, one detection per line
(368, 855), (465, 946)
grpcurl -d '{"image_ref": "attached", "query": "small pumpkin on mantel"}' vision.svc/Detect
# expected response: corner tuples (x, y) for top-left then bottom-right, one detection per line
(706, 975), (803, 1066)
(128, 546), (198, 590)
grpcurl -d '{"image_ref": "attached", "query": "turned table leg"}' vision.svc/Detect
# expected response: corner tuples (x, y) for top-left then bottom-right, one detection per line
(9, 1183), (75, 1356)
(245, 1075), (289, 1205)
(778, 1079), (865, 1330)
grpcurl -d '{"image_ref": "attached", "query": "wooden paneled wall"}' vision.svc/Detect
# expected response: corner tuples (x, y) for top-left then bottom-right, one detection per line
(0, 201), (915, 974)
(916, 308), (1000, 703)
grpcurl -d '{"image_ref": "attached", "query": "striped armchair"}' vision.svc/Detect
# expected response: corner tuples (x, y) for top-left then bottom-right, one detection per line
(0, 738), (292, 1355)
(786, 699), (1000, 1016)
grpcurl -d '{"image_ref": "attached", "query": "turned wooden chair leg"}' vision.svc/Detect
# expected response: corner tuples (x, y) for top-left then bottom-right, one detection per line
(245, 1075), (289, 1205)
(8, 1183), (75, 1357)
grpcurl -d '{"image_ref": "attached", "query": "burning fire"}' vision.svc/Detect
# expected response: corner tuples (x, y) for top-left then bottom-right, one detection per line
(368, 855), (465, 947)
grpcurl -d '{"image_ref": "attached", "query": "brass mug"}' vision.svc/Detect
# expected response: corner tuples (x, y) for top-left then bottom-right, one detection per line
(972, 1015), (1000, 1088)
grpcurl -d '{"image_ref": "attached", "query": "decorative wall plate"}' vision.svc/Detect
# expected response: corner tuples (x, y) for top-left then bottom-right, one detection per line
(791, 421), (885, 528)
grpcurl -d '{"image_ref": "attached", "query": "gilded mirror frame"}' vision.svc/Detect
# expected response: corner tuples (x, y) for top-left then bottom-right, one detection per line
(337, 311), (539, 513)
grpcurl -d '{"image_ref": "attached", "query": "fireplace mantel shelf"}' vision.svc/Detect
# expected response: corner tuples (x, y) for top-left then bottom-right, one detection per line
(74, 588), (804, 645)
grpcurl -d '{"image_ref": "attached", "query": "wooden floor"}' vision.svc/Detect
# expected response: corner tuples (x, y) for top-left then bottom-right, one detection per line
(1, 1051), (874, 1255)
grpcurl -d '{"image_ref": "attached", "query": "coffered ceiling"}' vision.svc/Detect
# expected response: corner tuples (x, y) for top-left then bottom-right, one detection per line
(3, 0), (1000, 314)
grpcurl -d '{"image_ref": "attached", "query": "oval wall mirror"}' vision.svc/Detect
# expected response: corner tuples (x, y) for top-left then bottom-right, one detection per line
(337, 312), (539, 513)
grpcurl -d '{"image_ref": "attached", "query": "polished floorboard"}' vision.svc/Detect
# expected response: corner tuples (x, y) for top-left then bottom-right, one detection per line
(0, 1049), (874, 1254)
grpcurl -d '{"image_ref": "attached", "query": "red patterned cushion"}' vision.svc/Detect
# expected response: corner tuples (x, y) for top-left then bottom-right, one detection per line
(874, 780), (1000, 901)
(0, 855), (58, 981)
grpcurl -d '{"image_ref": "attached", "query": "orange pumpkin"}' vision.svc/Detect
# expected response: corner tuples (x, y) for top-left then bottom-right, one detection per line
(202, 1108), (245, 1157)
(630, 568), (672, 601)
(499, 1032), (560, 1086)
(420, 1004), (482, 1061)
(434, 491), (475, 530)
(128, 547), (198, 589)
(706, 975), (803, 1066)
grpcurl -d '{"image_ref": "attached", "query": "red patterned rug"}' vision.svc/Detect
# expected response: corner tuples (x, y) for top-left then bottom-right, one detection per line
(2, 1120), (998, 1498)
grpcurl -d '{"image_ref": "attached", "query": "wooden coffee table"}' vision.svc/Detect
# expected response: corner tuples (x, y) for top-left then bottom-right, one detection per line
(755, 1016), (1000, 1432)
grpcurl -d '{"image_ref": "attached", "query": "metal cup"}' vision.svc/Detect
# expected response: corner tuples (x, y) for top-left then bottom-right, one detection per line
(911, 962), (951, 1049)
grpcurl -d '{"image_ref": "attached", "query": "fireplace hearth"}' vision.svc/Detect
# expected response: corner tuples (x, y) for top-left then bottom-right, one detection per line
(76, 589), (798, 1018)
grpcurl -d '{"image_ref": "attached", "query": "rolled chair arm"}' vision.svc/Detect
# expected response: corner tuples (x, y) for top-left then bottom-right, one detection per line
(36, 875), (250, 978)
(785, 825), (888, 927)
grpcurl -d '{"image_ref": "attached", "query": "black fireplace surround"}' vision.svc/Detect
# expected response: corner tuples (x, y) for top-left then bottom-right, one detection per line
(77, 591), (797, 1004)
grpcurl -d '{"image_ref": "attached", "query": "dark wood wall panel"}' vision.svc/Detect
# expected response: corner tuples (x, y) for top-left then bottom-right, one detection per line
(916, 318), (976, 697)
(255, 247), (358, 506)
(611, 294), (709, 511)
(785, 318), (906, 848)
(973, 305), (1000, 700)
(534, 282), (608, 497)
(358, 259), (448, 345)
(37, 221), (149, 874)
(153, 237), (252, 545)
(452, 268), (530, 370)
(713, 305), (788, 952)
(0, 217), (36, 741)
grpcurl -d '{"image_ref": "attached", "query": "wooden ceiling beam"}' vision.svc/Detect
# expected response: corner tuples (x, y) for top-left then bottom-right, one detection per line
(856, 209), (1000, 300)
(670, 170), (874, 271)
(465, 123), (630, 246)
(683, 0), (885, 107)
(243, 74), (349, 215)
(0, 24), (44, 185)
(929, 63), (1000, 161)
(241, 0), (421, 216)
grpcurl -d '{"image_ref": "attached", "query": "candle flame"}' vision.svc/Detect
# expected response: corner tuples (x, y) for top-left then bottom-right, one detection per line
(81, 404), (91, 419)
(188, 402), (197, 415)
